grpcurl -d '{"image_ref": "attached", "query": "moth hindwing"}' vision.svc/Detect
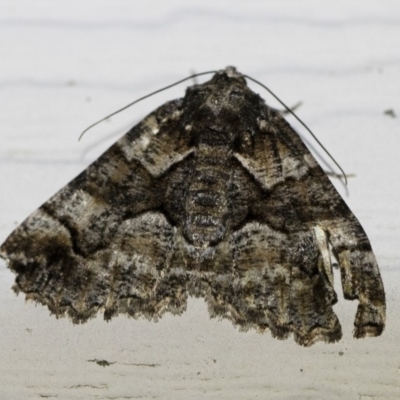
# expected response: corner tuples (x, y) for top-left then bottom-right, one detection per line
(0, 66), (385, 346)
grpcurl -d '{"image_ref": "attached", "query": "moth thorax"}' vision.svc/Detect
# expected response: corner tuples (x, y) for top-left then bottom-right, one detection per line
(196, 127), (237, 148)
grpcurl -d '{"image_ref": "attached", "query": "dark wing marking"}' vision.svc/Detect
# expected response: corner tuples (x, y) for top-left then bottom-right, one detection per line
(226, 109), (386, 345)
(0, 99), (193, 323)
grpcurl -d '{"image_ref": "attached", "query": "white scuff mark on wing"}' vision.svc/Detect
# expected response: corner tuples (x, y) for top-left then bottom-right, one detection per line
(257, 119), (268, 130)
(304, 153), (318, 168)
(282, 156), (309, 180)
(144, 115), (160, 135)
(139, 135), (150, 150)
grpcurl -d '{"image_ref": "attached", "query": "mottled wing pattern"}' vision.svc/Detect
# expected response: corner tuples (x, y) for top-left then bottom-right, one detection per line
(0, 99), (192, 323)
(227, 107), (385, 345)
(0, 68), (385, 347)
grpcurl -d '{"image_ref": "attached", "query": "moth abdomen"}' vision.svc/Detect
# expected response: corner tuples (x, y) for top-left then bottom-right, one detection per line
(182, 145), (234, 247)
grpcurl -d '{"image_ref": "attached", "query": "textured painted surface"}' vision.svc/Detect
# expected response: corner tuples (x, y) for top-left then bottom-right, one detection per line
(0, 1), (399, 399)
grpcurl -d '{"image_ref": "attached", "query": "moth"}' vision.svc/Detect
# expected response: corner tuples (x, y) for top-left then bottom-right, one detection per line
(0, 67), (385, 346)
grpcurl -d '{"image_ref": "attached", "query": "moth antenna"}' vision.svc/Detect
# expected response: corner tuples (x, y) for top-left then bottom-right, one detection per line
(244, 75), (348, 186)
(79, 70), (217, 140)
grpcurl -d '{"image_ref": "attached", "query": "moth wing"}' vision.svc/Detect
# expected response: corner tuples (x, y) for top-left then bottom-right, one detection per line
(230, 109), (385, 345)
(0, 99), (192, 323)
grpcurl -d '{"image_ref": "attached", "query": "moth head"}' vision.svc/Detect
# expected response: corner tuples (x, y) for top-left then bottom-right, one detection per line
(182, 69), (266, 147)
(184, 70), (260, 121)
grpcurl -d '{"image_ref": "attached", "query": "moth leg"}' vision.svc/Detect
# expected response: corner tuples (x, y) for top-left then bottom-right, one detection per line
(325, 219), (385, 338)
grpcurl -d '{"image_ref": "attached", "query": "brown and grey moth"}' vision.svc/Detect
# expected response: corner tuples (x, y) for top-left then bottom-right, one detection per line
(0, 67), (385, 346)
